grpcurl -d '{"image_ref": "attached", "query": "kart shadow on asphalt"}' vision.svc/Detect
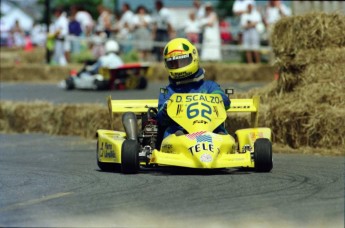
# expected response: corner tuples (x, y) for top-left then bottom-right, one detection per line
(95, 166), (253, 176)
(142, 167), (254, 176)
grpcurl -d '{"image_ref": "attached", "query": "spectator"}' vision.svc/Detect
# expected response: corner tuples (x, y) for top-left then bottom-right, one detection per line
(50, 7), (69, 66)
(233, 0), (256, 16)
(232, 0), (256, 44)
(200, 3), (222, 61)
(264, 0), (291, 36)
(97, 4), (112, 37)
(152, 0), (174, 62)
(240, 3), (262, 63)
(10, 20), (25, 47)
(117, 3), (135, 53)
(263, 0), (291, 63)
(193, 0), (206, 44)
(68, 7), (82, 56)
(75, 6), (94, 36)
(118, 3), (134, 31)
(219, 16), (232, 44)
(184, 11), (201, 44)
(133, 5), (153, 61)
(31, 22), (46, 47)
(90, 25), (106, 59)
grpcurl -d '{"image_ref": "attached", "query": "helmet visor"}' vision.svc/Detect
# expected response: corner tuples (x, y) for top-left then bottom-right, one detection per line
(165, 54), (193, 69)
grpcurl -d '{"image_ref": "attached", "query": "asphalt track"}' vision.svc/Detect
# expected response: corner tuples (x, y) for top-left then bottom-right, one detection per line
(0, 82), (344, 227)
(0, 134), (343, 227)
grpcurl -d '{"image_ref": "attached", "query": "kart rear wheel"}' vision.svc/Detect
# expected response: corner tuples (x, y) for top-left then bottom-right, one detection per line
(137, 77), (147, 89)
(121, 139), (139, 174)
(65, 77), (75, 90)
(254, 138), (273, 172)
(96, 141), (120, 172)
(125, 75), (139, 89)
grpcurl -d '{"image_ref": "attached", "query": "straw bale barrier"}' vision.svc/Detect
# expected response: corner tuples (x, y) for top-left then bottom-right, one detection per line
(0, 62), (275, 83)
(0, 64), (78, 82)
(0, 47), (46, 64)
(271, 12), (345, 60)
(260, 12), (345, 153)
(0, 101), (114, 138)
(0, 101), (255, 138)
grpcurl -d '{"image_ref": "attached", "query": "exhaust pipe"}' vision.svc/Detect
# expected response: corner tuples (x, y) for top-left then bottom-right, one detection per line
(122, 112), (138, 140)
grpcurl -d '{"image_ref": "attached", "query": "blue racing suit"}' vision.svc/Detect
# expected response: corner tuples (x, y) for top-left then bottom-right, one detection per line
(157, 68), (231, 138)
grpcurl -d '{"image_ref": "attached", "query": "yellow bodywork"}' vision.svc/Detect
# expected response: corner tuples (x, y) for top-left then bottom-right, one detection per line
(98, 93), (271, 169)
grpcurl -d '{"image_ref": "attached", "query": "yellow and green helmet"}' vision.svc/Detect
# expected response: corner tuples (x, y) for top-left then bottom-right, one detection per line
(163, 38), (199, 80)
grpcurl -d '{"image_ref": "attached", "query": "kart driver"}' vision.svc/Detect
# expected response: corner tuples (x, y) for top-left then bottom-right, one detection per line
(156, 38), (230, 141)
(81, 39), (123, 75)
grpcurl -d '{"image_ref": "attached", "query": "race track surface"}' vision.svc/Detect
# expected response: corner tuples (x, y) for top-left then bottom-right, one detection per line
(0, 133), (343, 227)
(0, 81), (266, 103)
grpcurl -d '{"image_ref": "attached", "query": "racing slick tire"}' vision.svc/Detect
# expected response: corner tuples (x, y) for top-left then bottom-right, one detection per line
(254, 138), (273, 172)
(96, 141), (120, 172)
(121, 139), (140, 174)
(125, 75), (139, 89)
(137, 76), (147, 90)
(94, 79), (107, 90)
(65, 77), (75, 90)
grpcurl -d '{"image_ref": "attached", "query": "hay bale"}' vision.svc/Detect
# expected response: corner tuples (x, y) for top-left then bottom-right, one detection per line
(267, 97), (345, 149)
(0, 47), (45, 64)
(271, 12), (345, 59)
(275, 51), (345, 93)
(253, 12), (345, 151)
(0, 101), (111, 138)
(0, 64), (77, 82)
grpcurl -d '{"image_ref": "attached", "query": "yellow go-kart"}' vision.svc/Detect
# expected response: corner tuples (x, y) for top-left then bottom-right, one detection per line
(96, 91), (273, 174)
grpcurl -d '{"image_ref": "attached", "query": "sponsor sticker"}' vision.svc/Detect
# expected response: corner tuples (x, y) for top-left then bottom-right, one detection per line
(200, 153), (212, 162)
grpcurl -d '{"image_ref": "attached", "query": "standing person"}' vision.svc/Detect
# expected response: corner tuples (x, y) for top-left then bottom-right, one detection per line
(193, 0), (205, 45)
(156, 38), (230, 142)
(117, 3), (135, 53)
(10, 20), (25, 48)
(51, 7), (69, 66)
(152, 0), (174, 62)
(184, 11), (201, 44)
(68, 6), (82, 57)
(97, 4), (112, 37)
(31, 21), (46, 47)
(90, 25), (107, 59)
(75, 5), (94, 36)
(240, 3), (262, 64)
(264, 0), (291, 33)
(133, 5), (153, 61)
(219, 16), (232, 44)
(232, 0), (256, 44)
(263, 0), (291, 63)
(200, 3), (222, 61)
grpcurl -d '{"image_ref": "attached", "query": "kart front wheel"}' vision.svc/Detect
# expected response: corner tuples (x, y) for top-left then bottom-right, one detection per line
(121, 140), (139, 174)
(254, 138), (273, 172)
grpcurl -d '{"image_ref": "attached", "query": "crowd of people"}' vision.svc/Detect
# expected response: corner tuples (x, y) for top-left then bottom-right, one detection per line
(2, 0), (291, 65)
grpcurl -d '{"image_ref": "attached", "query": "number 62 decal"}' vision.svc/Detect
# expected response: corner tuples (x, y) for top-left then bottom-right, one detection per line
(186, 102), (212, 121)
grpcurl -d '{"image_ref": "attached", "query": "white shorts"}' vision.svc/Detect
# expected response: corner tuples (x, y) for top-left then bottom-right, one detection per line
(243, 28), (260, 51)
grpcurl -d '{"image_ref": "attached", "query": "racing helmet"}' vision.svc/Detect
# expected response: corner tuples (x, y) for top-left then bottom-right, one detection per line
(163, 38), (199, 80)
(105, 40), (119, 54)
